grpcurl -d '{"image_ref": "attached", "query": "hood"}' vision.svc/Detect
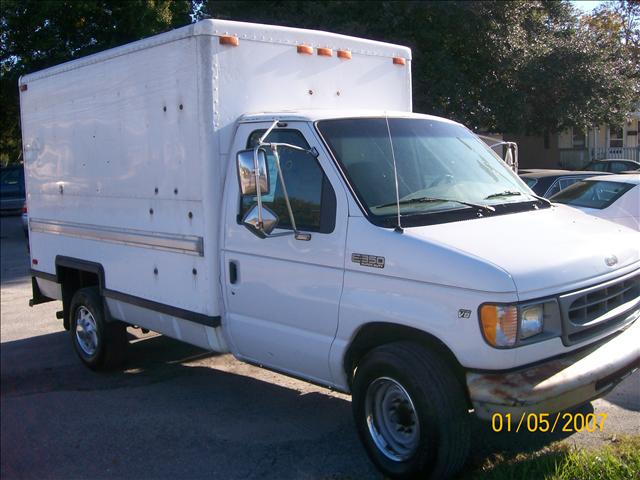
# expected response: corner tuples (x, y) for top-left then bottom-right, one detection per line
(403, 205), (639, 296)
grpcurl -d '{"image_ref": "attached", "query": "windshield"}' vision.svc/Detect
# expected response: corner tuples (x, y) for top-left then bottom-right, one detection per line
(550, 180), (634, 209)
(317, 118), (535, 222)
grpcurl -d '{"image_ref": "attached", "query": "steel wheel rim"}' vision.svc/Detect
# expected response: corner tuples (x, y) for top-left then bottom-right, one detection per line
(75, 306), (99, 356)
(364, 376), (420, 462)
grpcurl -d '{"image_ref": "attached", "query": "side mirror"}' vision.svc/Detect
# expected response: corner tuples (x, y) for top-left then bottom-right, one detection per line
(486, 139), (519, 173)
(236, 148), (270, 196)
(504, 147), (513, 167)
(241, 204), (279, 238)
(504, 143), (518, 172)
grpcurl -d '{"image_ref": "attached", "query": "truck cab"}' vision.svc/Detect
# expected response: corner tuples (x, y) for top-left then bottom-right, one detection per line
(223, 109), (639, 477)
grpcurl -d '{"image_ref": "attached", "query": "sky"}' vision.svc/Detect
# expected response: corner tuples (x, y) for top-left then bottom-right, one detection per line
(570, 1), (606, 14)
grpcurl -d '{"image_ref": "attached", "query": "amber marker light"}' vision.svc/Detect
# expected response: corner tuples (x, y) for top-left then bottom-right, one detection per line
(337, 50), (352, 60)
(317, 47), (333, 57)
(297, 45), (313, 55)
(393, 57), (406, 66)
(479, 304), (518, 348)
(219, 35), (239, 46)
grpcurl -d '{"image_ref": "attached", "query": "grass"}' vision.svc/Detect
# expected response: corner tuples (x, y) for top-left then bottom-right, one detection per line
(465, 435), (640, 480)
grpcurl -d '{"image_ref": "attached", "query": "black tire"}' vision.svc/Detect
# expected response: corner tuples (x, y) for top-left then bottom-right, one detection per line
(352, 341), (470, 479)
(69, 287), (127, 370)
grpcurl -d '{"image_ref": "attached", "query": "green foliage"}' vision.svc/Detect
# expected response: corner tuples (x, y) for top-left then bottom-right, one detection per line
(465, 435), (640, 480)
(1, 1), (638, 165)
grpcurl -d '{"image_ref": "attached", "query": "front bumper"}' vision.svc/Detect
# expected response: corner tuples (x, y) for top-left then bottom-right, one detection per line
(467, 314), (640, 420)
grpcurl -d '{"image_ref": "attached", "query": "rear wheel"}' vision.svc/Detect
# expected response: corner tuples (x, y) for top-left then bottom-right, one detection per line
(352, 341), (470, 479)
(70, 287), (127, 370)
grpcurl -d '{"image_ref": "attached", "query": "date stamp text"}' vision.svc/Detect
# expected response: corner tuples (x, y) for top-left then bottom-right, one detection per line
(491, 412), (608, 433)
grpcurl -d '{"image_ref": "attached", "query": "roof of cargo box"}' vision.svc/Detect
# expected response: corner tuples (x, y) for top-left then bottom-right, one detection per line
(20, 19), (411, 83)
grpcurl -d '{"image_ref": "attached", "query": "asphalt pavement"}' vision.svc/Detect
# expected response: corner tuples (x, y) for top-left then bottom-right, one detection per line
(1, 215), (638, 479)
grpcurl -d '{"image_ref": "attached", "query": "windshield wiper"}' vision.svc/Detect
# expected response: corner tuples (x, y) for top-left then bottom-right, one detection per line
(374, 196), (495, 213)
(484, 190), (522, 199)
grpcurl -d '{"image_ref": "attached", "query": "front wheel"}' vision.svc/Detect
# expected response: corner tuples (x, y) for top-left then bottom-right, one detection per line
(70, 287), (127, 370)
(352, 342), (470, 479)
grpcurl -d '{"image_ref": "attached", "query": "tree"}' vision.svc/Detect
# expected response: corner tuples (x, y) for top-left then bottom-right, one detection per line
(0, 0), (193, 165)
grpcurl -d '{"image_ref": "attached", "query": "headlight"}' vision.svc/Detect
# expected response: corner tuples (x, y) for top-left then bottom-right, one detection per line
(479, 302), (547, 348)
(520, 305), (544, 339)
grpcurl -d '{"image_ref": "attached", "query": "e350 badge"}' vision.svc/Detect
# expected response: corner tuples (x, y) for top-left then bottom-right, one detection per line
(351, 253), (385, 269)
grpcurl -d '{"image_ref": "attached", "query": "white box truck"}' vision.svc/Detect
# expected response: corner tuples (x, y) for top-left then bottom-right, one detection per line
(20, 20), (639, 478)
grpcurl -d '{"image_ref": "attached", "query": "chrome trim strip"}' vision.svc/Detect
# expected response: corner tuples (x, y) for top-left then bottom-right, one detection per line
(30, 218), (203, 256)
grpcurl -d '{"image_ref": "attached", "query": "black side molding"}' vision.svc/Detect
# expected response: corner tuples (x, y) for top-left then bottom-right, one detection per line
(31, 259), (221, 329)
(103, 289), (221, 328)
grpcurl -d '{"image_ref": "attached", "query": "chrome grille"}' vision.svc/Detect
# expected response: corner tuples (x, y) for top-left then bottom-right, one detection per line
(568, 276), (639, 325)
(559, 273), (640, 346)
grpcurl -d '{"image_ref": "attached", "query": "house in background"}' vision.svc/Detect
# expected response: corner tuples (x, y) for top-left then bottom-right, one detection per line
(506, 111), (640, 170)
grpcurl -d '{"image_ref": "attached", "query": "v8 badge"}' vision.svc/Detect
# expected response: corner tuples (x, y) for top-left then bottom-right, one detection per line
(458, 309), (472, 319)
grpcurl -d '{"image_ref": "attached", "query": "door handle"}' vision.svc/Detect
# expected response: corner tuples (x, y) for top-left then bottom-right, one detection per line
(229, 261), (238, 284)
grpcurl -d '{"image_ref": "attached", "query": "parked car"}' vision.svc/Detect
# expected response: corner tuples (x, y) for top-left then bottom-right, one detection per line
(519, 169), (609, 198)
(550, 174), (639, 230)
(582, 159), (640, 174)
(0, 165), (25, 213)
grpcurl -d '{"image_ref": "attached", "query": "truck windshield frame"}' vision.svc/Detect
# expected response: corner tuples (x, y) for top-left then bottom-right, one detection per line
(316, 117), (544, 228)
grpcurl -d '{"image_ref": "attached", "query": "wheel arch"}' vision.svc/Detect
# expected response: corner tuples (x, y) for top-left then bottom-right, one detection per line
(55, 256), (106, 330)
(343, 322), (470, 405)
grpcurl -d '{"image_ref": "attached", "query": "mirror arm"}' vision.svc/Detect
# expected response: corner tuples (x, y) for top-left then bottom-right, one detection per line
(253, 146), (264, 229)
(261, 141), (318, 158)
(270, 145), (300, 234)
(248, 126), (315, 240)
(258, 120), (279, 145)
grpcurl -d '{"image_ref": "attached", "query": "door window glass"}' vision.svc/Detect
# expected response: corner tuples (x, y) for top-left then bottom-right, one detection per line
(241, 129), (336, 233)
(586, 162), (607, 172)
(610, 162), (629, 173)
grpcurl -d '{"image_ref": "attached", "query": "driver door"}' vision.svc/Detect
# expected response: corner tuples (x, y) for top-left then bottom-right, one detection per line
(221, 121), (348, 385)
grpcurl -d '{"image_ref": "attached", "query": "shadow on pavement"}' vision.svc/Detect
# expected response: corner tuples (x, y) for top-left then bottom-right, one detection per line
(1, 331), (370, 479)
(1, 331), (218, 397)
(1, 329), (600, 479)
